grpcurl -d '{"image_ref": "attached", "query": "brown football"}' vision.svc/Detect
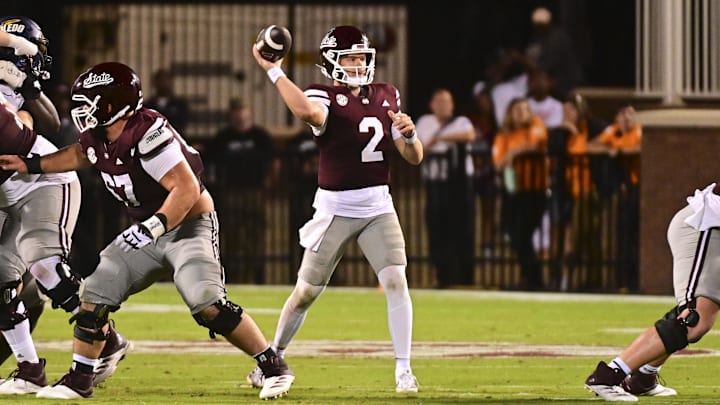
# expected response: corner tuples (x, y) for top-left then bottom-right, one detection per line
(255, 25), (292, 62)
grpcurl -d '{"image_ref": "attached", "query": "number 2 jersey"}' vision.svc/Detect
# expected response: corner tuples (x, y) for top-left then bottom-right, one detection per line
(78, 108), (205, 222)
(303, 83), (404, 218)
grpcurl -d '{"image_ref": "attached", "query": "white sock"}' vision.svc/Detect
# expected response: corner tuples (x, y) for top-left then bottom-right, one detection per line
(72, 353), (98, 369)
(274, 279), (325, 349)
(395, 359), (412, 379)
(378, 265), (413, 376)
(638, 364), (661, 375)
(1, 301), (39, 364)
(610, 357), (632, 375)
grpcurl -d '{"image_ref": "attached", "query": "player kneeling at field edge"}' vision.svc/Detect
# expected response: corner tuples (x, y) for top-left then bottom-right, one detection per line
(0, 61), (293, 401)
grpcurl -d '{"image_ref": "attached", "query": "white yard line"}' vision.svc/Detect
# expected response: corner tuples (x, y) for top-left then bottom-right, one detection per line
(604, 327), (720, 336)
(118, 303), (280, 314)
(33, 339), (720, 358)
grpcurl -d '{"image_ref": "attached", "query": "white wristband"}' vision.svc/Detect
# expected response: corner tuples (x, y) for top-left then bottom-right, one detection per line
(267, 66), (286, 84)
(141, 214), (167, 241)
(404, 131), (418, 144)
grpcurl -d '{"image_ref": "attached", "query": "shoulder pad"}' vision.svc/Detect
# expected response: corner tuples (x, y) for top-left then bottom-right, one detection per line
(138, 118), (174, 156)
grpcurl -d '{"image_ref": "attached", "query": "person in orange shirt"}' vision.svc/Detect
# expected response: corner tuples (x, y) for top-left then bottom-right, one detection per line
(590, 104), (642, 291)
(591, 104), (642, 184)
(492, 97), (548, 290)
(467, 83), (499, 259)
(547, 93), (608, 290)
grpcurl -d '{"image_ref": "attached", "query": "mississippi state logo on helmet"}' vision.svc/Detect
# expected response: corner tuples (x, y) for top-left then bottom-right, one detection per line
(318, 25), (376, 87)
(70, 61), (144, 133)
(0, 16), (52, 80)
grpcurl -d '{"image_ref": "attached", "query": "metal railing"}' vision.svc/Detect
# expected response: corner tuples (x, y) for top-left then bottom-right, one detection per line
(194, 148), (638, 292)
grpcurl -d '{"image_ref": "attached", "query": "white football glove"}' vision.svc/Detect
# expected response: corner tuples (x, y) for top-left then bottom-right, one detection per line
(114, 224), (154, 252)
(113, 214), (167, 252)
(0, 60), (27, 89)
(6, 34), (38, 57)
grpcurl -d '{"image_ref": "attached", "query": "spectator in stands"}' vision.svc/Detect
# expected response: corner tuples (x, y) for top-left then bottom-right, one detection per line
(467, 82), (499, 258)
(285, 127), (319, 269)
(590, 104), (642, 291)
(205, 98), (274, 283)
(144, 68), (190, 134)
(492, 97), (548, 290)
(490, 49), (532, 127)
(527, 69), (563, 129)
(416, 88), (476, 287)
(526, 68), (563, 259)
(546, 93), (607, 290)
(525, 6), (583, 100)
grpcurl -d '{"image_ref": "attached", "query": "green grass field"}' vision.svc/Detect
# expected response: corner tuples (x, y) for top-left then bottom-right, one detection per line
(2, 283), (719, 404)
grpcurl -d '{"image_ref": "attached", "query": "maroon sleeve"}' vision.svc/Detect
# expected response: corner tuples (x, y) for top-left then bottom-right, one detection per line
(0, 104), (36, 156)
(0, 104), (38, 184)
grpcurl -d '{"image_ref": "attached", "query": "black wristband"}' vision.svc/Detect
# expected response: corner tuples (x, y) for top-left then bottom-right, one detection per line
(155, 213), (168, 230)
(22, 153), (43, 174)
(20, 85), (41, 100)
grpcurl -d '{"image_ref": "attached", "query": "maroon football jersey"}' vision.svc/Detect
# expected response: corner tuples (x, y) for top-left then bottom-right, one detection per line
(0, 104), (37, 184)
(78, 108), (205, 221)
(304, 83), (401, 191)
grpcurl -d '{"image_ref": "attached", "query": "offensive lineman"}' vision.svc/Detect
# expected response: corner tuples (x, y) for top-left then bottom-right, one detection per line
(247, 25), (423, 393)
(0, 61), (294, 400)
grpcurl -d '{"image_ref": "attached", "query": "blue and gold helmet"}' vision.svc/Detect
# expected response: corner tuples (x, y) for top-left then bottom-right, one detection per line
(0, 16), (52, 80)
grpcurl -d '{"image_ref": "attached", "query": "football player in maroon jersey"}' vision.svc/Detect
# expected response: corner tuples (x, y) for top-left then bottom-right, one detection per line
(248, 25), (423, 393)
(0, 61), (293, 400)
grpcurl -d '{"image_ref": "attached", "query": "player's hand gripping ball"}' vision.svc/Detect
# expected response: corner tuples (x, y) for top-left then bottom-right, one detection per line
(255, 25), (292, 62)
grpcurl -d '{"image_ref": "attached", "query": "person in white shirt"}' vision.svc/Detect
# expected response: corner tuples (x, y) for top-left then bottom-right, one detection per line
(490, 50), (531, 126)
(416, 88), (475, 287)
(527, 69), (563, 129)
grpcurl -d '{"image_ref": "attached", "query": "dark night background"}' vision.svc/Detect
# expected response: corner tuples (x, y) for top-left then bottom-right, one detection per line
(4, 0), (634, 116)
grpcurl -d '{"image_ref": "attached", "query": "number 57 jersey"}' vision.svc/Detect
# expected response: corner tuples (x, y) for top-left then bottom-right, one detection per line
(78, 108), (205, 222)
(304, 83), (403, 191)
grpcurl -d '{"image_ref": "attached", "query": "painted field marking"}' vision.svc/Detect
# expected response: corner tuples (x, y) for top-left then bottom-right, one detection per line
(603, 327), (720, 336)
(33, 339), (720, 358)
(85, 303), (281, 315)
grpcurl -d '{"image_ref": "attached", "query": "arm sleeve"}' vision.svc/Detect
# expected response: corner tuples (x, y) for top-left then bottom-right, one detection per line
(137, 118), (184, 182)
(140, 140), (184, 183)
(307, 103), (329, 136)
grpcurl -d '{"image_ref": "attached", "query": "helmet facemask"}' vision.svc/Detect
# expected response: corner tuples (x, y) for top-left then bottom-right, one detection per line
(70, 93), (101, 133)
(320, 48), (376, 87)
(71, 92), (135, 134)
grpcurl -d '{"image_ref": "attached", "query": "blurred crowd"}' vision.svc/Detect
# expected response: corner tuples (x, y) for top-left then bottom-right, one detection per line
(39, 7), (641, 291)
(415, 6), (642, 291)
